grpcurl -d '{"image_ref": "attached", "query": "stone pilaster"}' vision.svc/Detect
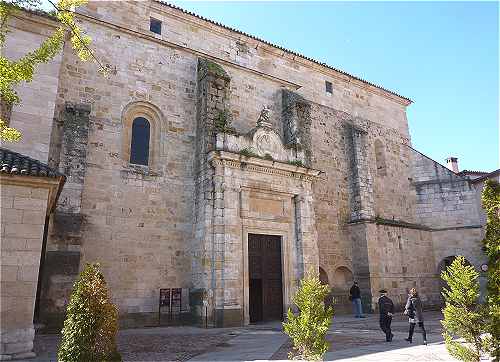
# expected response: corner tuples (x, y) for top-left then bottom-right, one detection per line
(195, 58), (231, 169)
(347, 125), (375, 221)
(348, 222), (374, 312)
(346, 124), (376, 312)
(39, 103), (90, 328)
(191, 59), (233, 326)
(293, 189), (319, 280)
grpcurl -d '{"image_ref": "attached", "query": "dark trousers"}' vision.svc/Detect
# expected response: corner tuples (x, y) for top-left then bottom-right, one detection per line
(408, 321), (427, 341)
(380, 315), (392, 341)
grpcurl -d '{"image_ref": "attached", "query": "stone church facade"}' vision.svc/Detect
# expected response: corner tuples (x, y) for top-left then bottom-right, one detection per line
(3, 1), (486, 332)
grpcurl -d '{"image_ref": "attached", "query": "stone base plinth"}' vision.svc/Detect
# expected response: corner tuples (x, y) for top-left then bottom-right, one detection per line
(0, 327), (35, 360)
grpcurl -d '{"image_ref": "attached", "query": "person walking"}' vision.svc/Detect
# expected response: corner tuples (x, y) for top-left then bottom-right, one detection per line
(378, 289), (394, 342)
(349, 281), (365, 318)
(404, 288), (427, 345)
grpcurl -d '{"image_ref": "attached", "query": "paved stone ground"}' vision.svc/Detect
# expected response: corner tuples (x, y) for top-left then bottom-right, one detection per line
(22, 311), (468, 361)
(26, 326), (239, 361)
(192, 312), (459, 361)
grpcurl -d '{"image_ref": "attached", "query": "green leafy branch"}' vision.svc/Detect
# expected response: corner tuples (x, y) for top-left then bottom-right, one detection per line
(0, 0), (108, 142)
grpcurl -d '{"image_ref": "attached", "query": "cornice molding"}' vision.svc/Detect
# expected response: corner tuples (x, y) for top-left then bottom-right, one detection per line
(208, 151), (321, 181)
(0, 174), (65, 214)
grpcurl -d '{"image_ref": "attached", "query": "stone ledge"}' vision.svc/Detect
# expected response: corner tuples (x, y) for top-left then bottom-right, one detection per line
(208, 150), (322, 180)
(347, 217), (431, 231)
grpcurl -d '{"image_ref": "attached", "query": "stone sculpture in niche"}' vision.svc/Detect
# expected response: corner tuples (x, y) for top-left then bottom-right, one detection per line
(257, 106), (272, 128)
(214, 105), (306, 164)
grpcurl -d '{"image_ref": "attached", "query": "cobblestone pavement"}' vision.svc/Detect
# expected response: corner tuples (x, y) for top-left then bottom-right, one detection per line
(22, 311), (466, 361)
(26, 326), (240, 362)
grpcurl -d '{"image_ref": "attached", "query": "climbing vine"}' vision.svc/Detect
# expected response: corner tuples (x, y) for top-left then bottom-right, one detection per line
(214, 109), (236, 134)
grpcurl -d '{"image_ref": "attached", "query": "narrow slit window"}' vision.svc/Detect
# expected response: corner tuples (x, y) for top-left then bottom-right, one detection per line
(150, 18), (162, 35)
(130, 117), (150, 166)
(325, 81), (333, 94)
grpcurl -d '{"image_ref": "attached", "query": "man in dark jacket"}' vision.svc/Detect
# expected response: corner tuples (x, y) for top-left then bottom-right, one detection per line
(378, 289), (394, 342)
(349, 282), (365, 318)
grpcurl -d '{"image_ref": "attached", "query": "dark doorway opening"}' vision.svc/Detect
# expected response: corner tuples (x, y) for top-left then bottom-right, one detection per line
(248, 234), (283, 323)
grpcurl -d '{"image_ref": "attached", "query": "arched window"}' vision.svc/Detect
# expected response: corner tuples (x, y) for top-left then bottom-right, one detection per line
(374, 139), (387, 176)
(122, 101), (163, 170)
(130, 117), (150, 165)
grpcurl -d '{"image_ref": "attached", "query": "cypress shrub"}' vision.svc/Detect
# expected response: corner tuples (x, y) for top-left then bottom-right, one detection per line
(58, 263), (121, 362)
(283, 272), (334, 360)
(481, 179), (500, 361)
(441, 256), (489, 361)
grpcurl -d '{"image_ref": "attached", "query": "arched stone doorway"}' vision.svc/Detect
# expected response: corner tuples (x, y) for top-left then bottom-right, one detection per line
(331, 266), (353, 314)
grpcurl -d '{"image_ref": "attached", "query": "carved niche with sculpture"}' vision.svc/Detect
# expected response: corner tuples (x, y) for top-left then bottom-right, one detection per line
(215, 106), (306, 165)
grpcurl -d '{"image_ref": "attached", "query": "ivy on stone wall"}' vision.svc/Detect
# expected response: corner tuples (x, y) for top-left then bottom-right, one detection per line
(481, 179), (500, 361)
(214, 109), (237, 134)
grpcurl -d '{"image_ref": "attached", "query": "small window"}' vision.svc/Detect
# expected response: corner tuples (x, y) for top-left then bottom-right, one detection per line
(325, 81), (333, 94)
(150, 18), (162, 35)
(130, 117), (150, 165)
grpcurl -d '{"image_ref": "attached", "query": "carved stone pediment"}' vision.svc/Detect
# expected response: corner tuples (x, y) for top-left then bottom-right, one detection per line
(215, 119), (306, 164)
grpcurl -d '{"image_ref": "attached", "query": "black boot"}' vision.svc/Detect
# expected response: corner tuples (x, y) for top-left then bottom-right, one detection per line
(407, 323), (415, 343)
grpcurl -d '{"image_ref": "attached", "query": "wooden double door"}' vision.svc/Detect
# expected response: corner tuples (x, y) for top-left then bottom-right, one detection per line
(248, 234), (283, 323)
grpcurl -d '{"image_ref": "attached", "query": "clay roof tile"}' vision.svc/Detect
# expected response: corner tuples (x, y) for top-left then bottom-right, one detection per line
(0, 148), (63, 178)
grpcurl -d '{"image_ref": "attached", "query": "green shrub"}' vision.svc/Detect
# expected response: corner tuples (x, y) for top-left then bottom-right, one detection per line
(58, 263), (121, 362)
(288, 159), (304, 167)
(239, 147), (258, 158)
(283, 272), (334, 360)
(263, 153), (274, 161)
(214, 109), (236, 134)
(441, 256), (491, 362)
(481, 180), (500, 361)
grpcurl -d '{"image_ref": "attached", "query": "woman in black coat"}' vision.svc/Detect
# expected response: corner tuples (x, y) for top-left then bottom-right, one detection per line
(404, 288), (427, 345)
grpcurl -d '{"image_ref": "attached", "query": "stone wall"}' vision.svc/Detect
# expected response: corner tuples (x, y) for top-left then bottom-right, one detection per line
(0, 181), (49, 360)
(411, 149), (482, 229)
(4, 1), (486, 326)
(4, 13), (63, 163)
(77, 1), (411, 136)
(410, 149), (485, 266)
(37, 11), (198, 326)
(307, 103), (427, 310)
(5, 2), (418, 323)
(410, 148), (486, 298)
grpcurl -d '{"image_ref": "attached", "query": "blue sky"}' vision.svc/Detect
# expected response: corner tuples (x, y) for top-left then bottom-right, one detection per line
(168, 1), (499, 172)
